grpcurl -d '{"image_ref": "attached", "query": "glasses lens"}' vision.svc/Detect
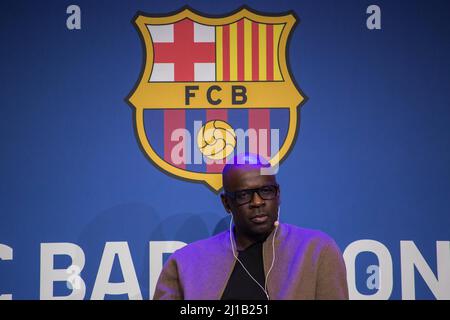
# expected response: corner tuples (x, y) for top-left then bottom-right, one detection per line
(258, 185), (277, 199)
(234, 190), (252, 204)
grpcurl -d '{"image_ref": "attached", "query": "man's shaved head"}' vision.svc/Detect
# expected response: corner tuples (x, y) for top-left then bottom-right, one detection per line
(220, 153), (280, 249)
(222, 153), (272, 191)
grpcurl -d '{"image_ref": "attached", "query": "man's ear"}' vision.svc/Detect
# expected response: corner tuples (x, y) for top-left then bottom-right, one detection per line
(276, 185), (281, 206)
(220, 193), (232, 214)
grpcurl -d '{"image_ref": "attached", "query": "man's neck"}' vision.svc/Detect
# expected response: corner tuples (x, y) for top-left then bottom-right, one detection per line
(234, 228), (273, 251)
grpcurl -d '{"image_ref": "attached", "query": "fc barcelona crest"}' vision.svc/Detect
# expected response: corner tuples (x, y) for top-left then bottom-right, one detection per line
(127, 6), (305, 192)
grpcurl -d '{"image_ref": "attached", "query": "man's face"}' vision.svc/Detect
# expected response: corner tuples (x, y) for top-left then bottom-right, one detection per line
(221, 166), (280, 238)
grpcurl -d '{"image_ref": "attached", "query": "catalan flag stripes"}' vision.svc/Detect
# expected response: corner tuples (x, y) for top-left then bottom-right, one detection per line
(216, 19), (284, 81)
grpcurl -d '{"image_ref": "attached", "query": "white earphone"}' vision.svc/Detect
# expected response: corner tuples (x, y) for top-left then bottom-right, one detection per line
(228, 206), (280, 300)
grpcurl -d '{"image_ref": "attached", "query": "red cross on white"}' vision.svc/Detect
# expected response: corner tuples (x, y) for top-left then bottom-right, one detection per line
(148, 19), (216, 82)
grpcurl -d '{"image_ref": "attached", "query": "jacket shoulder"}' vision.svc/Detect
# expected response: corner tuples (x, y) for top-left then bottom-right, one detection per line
(281, 223), (340, 249)
(170, 230), (229, 260)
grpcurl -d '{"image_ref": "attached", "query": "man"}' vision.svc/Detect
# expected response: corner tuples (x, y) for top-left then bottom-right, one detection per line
(153, 154), (348, 300)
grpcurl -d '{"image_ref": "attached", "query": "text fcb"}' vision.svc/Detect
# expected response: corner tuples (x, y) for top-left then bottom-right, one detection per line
(127, 7), (305, 191)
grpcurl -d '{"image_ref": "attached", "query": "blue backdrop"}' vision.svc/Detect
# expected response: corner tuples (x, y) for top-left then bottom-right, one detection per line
(1, 0), (449, 300)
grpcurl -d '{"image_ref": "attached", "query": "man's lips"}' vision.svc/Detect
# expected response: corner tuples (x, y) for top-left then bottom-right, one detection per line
(250, 214), (269, 224)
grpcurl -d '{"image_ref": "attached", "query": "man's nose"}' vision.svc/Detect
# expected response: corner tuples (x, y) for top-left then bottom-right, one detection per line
(250, 191), (265, 207)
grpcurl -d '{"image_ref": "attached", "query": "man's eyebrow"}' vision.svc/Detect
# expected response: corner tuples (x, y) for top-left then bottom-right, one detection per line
(234, 181), (276, 191)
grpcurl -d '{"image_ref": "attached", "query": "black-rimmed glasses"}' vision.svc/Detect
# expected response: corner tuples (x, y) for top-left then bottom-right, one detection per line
(225, 184), (279, 206)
